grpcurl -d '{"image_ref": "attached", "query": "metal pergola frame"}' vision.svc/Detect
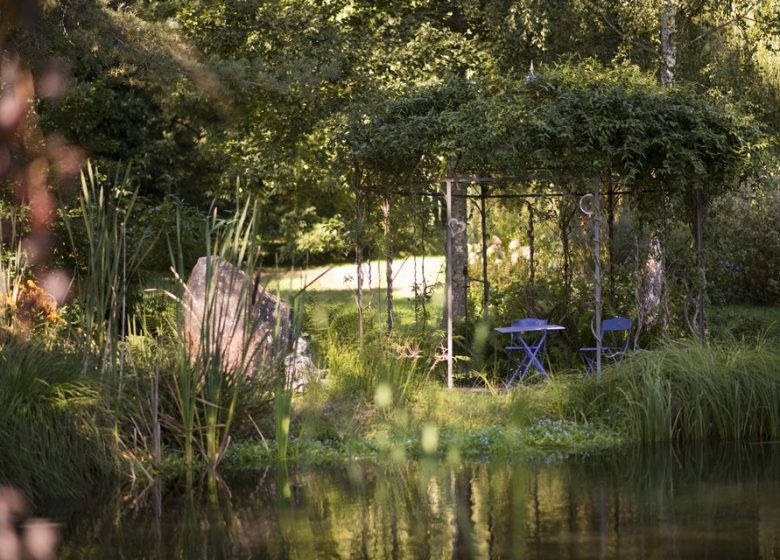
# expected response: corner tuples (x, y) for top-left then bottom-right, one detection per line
(364, 173), (593, 387)
(439, 175), (604, 387)
(358, 172), (635, 386)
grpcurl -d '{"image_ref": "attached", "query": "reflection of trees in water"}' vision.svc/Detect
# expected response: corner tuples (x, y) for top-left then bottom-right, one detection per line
(58, 445), (780, 558)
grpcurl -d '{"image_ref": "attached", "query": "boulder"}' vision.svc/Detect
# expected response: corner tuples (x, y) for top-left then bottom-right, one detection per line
(183, 256), (291, 376)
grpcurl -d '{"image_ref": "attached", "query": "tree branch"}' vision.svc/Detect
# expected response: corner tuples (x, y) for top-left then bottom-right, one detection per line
(583, 1), (660, 57)
(680, 11), (755, 47)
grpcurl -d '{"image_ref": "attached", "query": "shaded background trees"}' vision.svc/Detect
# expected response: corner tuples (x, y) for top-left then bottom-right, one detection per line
(3, 0), (778, 305)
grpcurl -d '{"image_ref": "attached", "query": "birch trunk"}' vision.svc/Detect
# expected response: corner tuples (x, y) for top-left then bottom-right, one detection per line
(660, 0), (677, 85)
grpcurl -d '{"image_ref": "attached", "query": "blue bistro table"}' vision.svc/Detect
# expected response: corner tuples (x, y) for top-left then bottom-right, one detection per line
(495, 320), (565, 384)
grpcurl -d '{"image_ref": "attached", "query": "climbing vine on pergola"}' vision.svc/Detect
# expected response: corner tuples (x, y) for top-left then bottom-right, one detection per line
(341, 60), (761, 382)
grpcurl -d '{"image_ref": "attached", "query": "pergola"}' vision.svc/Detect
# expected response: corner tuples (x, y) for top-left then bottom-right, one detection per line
(442, 174), (608, 386)
(361, 170), (631, 383)
(346, 61), (758, 388)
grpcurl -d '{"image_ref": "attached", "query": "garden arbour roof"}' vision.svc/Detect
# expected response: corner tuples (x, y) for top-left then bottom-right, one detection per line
(347, 60), (760, 204)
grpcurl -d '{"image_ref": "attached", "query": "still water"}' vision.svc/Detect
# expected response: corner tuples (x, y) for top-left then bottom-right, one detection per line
(58, 444), (780, 559)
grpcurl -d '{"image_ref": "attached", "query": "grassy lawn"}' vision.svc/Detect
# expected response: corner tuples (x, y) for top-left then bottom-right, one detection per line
(263, 255), (445, 297)
(263, 256), (446, 332)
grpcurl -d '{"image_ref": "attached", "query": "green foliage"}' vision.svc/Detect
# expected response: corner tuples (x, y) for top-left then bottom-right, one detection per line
(707, 180), (780, 305)
(309, 303), (432, 404)
(0, 338), (114, 500)
(576, 340), (780, 443)
(708, 306), (780, 342)
(293, 213), (350, 261)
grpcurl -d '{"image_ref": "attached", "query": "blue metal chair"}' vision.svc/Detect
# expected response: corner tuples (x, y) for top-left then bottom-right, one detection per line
(505, 318), (549, 384)
(579, 317), (632, 373)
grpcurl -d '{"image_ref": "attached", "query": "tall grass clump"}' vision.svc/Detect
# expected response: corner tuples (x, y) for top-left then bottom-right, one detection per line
(0, 208), (27, 326)
(0, 338), (114, 499)
(167, 190), (290, 468)
(62, 163), (155, 376)
(591, 340), (780, 443)
(311, 303), (431, 406)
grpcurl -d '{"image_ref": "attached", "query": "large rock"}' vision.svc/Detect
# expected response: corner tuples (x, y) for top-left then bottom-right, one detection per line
(183, 257), (291, 376)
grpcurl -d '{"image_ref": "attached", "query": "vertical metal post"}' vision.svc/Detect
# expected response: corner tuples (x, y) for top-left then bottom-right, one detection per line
(593, 176), (603, 377)
(695, 188), (707, 344)
(446, 178), (454, 389)
(480, 184), (489, 318)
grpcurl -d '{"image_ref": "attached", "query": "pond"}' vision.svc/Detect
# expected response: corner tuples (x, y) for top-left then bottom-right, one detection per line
(56, 444), (780, 559)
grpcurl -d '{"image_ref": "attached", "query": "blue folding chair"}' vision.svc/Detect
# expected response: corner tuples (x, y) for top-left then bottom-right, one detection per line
(505, 318), (549, 384)
(579, 317), (632, 373)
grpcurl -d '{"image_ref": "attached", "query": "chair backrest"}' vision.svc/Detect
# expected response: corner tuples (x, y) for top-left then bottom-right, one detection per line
(511, 318), (548, 329)
(601, 317), (632, 333)
(600, 317), (632, 353)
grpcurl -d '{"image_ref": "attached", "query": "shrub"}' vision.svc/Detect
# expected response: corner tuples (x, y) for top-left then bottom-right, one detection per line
(707, 183), (780, 305)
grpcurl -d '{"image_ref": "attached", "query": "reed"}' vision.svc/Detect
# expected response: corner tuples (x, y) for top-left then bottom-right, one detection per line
(583, 340), (780, 443)
(62, 163), (154, 376)
(167, 189), (288, 469)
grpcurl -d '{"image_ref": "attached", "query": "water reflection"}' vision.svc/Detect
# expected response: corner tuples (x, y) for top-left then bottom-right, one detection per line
(57, 444), (780, 559)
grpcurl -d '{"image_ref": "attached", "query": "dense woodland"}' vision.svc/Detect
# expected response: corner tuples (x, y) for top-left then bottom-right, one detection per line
(5, 0), (780, 279)
(1, 0), (780, 504)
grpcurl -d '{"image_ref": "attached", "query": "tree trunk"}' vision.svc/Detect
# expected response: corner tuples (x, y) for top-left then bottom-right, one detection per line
(660, 0), (677, 85)
(445, 180), (454, 389)
(419, 196), (428, 324)
(450, 179), (468, 322)
(383, 194), (394, 333)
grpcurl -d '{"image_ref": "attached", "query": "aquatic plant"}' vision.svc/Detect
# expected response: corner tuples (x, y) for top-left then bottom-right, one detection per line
(166, 190), (292, 469)
(574, 340), (780, 442)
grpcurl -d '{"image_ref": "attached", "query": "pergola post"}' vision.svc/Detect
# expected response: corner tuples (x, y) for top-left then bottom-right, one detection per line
(593, 176), (603, 377)
(694, 187), (707, 343)
(445, 177), (454, 389)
